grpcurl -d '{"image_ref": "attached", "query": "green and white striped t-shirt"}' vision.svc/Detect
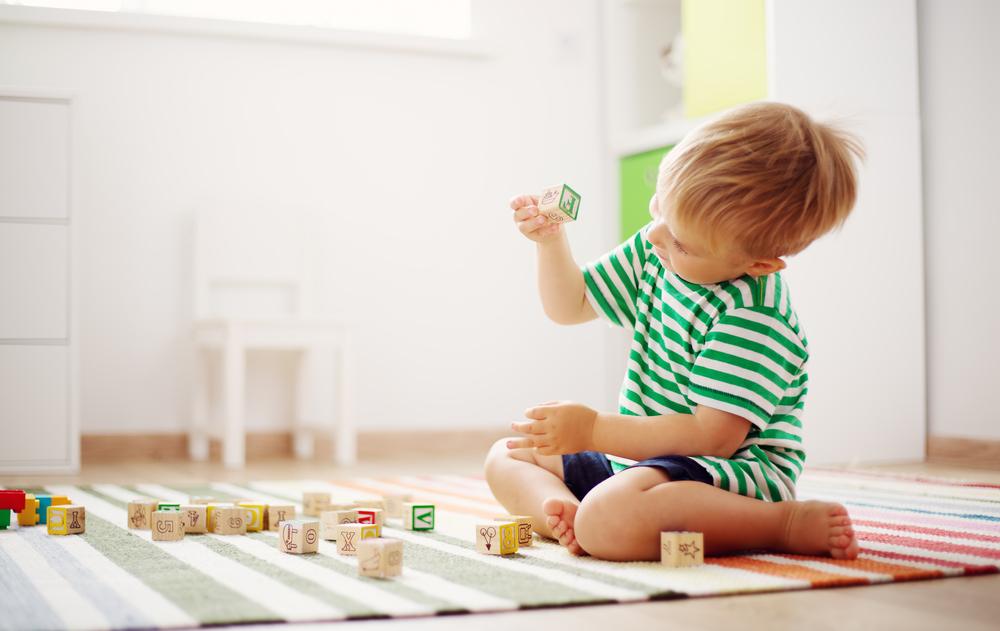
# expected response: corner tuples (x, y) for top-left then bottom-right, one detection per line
(582, 223), (808, 502)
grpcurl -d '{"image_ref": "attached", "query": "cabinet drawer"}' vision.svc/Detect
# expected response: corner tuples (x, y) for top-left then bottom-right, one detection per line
(0, 223), (69, 339)
(0, 97), (70, 220)
(0, 345), (70, 467)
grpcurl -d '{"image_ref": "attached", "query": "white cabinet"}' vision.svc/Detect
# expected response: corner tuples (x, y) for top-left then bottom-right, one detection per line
(0, 89), (78, 473)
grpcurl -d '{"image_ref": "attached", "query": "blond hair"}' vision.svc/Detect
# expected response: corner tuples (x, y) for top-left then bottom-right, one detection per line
(657, 102), (864, 258)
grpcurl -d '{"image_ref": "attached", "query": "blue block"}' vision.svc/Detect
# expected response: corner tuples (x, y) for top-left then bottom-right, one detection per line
(35, 495), (52, 525)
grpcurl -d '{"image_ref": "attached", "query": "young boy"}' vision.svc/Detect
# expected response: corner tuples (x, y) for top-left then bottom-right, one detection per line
(485, 102), (864, 562)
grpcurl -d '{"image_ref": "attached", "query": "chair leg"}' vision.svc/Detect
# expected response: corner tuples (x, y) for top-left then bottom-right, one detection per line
(334, 339), (357, 466)
(222, 336), (246, 469)
(189, 346), (210, 461)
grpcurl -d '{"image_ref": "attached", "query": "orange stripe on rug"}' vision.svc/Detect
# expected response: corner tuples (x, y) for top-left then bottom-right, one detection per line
(771, 554), (943, 581)
(328, 478), (502, 520)
(708, 557), (869, 587)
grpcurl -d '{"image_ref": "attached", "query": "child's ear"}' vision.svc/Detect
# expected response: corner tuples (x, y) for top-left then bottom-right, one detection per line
(746, 257), (786, 278)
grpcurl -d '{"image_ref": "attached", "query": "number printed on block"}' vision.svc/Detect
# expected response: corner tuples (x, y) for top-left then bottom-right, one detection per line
(180, 505), (208, 533)
(660, 531), (704, 567)
(357, 538), (403, 578)
(277, 519), (320, 554)
(476, 521), (518, 555)
(267, 505), (295, 531)
(494, 515), (533, 547)
(152, 510), (184, 541)
(213, 506), (247, 535)
(402, 503), (435, 531)
(47, 505), (86, 535)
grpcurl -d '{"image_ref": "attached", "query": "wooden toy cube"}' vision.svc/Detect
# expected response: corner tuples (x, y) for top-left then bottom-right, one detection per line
(47, 505), (85, 535)
(320, 509), (357, 540)
(238, 503), (266, 532)
(152, 511), (184, 541)
(157, 502), (181, 512)
(402, 503), (435, 531)
(127, 499), (159, 530)
(18, 494), (39, 527)
(660, 531), (703, 567)
(0, 489), (26, 512)
(213, 507), (247, 535)
(537, 183), (581, 224)
(180, 505), (208, 534)
(476, 521), (518, 555)
(302, 492), (331, 517)
(0, 509), (10, 530)
(357, 538), (403, 578)
(277, 519), (319, 554)
(494, 515), (533, 547)
(205, 503), (234, 532)
(382, 493), (412, 519)
(355, 508), (385, 530)
(267, 505), (295, 531)
(335, 523), (380, 555)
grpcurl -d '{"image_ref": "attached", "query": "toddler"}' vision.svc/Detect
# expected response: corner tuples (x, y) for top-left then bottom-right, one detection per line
(485, 102), (864, 561)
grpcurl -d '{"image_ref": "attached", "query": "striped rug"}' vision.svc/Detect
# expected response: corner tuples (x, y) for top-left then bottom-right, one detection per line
(1, 469), (998, 630)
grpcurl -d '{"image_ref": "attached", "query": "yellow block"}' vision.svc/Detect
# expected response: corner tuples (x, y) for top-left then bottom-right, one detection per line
(48, 505), (85, 535)
(18, 494), (39, 527)
(238, 503), (266, 532)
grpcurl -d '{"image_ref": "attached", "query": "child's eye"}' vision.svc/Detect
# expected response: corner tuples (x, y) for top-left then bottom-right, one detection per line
(673, 239), (688, 254)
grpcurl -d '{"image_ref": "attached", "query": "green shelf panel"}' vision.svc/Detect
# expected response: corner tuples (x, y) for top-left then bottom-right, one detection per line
(619, 145), (673, 241)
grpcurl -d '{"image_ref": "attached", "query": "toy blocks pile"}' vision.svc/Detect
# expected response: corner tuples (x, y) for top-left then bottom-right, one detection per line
(126, 497), (295, 541)
(1, 489), (86, 536)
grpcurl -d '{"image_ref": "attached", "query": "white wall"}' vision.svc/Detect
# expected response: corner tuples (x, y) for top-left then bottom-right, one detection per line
(0, 1), (614, 435)
(918, 0), (1000, 441)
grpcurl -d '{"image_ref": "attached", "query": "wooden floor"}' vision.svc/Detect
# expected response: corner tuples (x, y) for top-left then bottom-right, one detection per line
(4, 457), (999, 631)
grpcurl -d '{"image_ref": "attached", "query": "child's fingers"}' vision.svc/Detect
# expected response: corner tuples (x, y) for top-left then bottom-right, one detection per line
(509, 194), (539, 210)
(511, 420), (543, 434)
(513, 205), (540, 223)
(516, 216), (548, 237)
(506, 437), (535, 450)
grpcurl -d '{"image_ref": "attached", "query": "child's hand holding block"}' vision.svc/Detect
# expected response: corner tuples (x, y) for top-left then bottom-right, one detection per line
(660, 531), (703, 567)
(537, 184), (581, 224)
(267, 505), (295, 531)
(180, 505), (208, 534)
(335, 523), (380, 555)
(152, 511), (184, 541)
(357, 538), (403, 578)
(278, 519), (319, 554)
(402, 503), (435, 531)
(320, 509), (357, 541)
(213, 507), (247, 535)
(47, 505), (85, 535)
(494, 515), (533, 547)
(476, 522), (519, 555)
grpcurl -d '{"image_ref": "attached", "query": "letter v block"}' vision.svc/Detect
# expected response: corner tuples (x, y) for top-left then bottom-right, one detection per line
(402, 503), (435, 531)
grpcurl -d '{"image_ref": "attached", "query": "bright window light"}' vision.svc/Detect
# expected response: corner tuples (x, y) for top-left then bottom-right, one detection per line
(1, 0), (474, 39)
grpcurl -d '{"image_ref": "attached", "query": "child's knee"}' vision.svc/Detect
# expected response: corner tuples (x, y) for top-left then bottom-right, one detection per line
(484, 437), (521, 480)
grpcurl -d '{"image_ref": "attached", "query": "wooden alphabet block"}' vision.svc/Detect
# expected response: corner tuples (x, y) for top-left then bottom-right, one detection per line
(660, 531), (703, 567)
(152, 511), (184, 541)
(320, 509), (357, 540)
(267, 505), (295, 531)
(277, 519), (319, 554)
(17, 494), (39, 527)
(205, 503), (233, 532)
(537, 183), (581, 224)
(402, 503), (435, 531)
(238, 503), (266, 532)
(357, 538), (403, 578)
(127, 499), (159, 530)
(476, 521), (518, 555)
(302, 492), (331, 517)
(157, 502), (181, 512)
(180, 505), (208, 534)
(213, 507), (247, 535)
(47, 505), (85, 535)
(494, 515), (533, 547)
(382, 493), (412, 519)
(335, 523), (380, 555)
(355, 508), (384, 530)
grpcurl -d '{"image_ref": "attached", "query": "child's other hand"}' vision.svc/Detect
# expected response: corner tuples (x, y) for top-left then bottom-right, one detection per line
(507, 401), (597, 455)
(509, 194), (562, 244)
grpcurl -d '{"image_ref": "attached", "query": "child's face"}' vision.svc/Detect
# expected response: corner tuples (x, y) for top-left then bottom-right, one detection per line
(646, 194), (763, 285)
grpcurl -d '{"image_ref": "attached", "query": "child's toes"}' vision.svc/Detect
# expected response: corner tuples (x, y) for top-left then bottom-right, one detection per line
(551, 521), (568, 539)
(546, 515), (561, 530)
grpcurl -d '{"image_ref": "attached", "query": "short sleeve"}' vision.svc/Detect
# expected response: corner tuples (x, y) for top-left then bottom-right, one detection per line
(581, 224), (650, 328)
(687, 307), (808, 429)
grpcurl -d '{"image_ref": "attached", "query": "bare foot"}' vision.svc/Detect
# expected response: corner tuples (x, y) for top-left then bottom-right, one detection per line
(781, 500), (859, 559)
(542, 497), (587, 556)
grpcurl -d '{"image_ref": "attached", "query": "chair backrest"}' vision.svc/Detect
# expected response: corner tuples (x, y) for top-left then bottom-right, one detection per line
(193, 209), (317, 320)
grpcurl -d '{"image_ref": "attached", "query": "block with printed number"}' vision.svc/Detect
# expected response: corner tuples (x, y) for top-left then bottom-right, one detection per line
(127, 499), (159, 530)
(320, 509), (357, 540)
(277, 519), (319, 554)
(213, 506), (247, 535)
(537, 183), (581, 224)
(494, 515), (533, 547)
(152, 510), (184, 541)
(357, 538), (403, 578)
(660, 531), (703, 567)
(382, 493), (412, 519)
(402, 503), (435, 531)
(47, 505), (86, 535)
(180, 505), (208, 534)
(335, 523), (380, 555)
(355, 508), (384, 530)
(238, 503), (266, 532)
(302, 492), (331, 517)
(476, 521), (518, 555)
(267, 505), (295, 531)
(18, 493), (39, 527)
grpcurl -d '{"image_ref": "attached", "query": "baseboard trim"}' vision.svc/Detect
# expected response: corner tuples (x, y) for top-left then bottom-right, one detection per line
(927, 435), (1000, 469)
(82, 428), (510, 463)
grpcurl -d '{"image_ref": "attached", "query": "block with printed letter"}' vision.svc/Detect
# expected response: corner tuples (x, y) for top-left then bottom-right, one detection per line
(660, 531), (703, 567)
(320, 509), (357, 540)
(355, 508), (385, 531)
(0, 489), (26, 512)
(157, 502), (181, 512)
(494, 515), (534, 547)
(238, 503), (266, 532)
(357, 538), (403, 578)
(152, 510), (184, 541)
(382, 493), (412, 519)
(127, 499), (159, 530)
(537, 183), (581, 224)
(47, 505), (85, 535)
(335, 523), (380, 555)
(277, 519), (319, 554)
(18, 494), (39, 527)
(477, 521), (518, 555)
(180, 505), (208, 534)
(205, 503), (234, 532)
(402, 503), (435, 531)
(267, 505), (295, 531)
(302, 492), (331, 517)
(213, 506), (247, 535)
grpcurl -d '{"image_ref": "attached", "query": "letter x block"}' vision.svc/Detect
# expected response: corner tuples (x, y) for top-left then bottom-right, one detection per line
(335, 523), (379, 555)
(660, 531), (704, 567)
(476, 521), (518, 555)
(494, 515), (533, 547)
(402, 503), (435, 531)
(357, 538), (403, 578)
(152, 511), (184, 541)
(47, 505), (86, 535)
(267, 505), (295, 531)
(537, 183), (581, 224)
(180, 505), (208, 534)
(277, 519), (319, 554)
(213, 507), (247, 535)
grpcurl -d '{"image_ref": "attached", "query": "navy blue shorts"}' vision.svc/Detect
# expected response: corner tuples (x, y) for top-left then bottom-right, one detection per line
(561, 451), (714, 502)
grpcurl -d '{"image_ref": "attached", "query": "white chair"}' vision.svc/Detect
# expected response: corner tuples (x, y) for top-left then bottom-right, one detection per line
(189, 209), (355, 469)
